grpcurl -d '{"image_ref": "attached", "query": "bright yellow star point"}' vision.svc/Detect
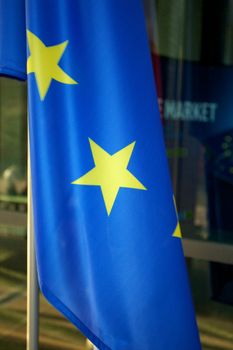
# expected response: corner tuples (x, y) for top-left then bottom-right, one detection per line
(27, 30), (78, 100)
(72, 139), (147, 215)
(172, 196), (182, 238)
(172, 222), (182, 238)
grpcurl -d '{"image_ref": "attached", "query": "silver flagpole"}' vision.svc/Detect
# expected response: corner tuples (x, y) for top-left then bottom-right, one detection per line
(27, 133), (39, 350)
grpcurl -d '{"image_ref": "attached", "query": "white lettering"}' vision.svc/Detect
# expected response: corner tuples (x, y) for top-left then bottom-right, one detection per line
(160, 99), (217, 123)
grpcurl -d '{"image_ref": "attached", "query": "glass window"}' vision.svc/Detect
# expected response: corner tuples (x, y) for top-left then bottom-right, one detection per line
(146, 0), (233, 348)
(0, 78), (27, 349)
(146, 0), (233, 244)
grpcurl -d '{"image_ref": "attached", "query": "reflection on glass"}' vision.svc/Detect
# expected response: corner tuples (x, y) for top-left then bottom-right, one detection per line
(145, 0), (233, 343)
(188, 258), (233, 350)
(146, 0), (233, 244)
(0, 78), (27, 349)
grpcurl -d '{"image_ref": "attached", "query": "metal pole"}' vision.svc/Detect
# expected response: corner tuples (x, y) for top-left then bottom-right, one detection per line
(27, 135), (39, 350)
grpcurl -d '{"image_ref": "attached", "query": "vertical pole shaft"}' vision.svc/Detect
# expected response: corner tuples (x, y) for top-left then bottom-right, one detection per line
(27, 135), (39, 350)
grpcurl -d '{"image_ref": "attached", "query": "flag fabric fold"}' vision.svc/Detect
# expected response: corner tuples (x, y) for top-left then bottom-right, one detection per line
(0, 0), (201, 349)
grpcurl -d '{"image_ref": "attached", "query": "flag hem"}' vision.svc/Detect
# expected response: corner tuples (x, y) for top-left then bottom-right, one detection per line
(40, 282), (111, 350)
(0, 66), (27, 80)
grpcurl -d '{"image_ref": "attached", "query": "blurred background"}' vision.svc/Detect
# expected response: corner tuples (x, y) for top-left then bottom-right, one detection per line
(0, 0), (233, 349)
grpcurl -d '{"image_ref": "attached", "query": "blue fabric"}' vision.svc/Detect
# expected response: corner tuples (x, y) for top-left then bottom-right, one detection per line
(0, 1), (201, 349)
(0, 0), (26, 79)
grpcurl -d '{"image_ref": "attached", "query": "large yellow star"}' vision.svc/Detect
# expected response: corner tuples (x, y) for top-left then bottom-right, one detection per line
(72, 139), (147, 215)
(27, 30), (78, 100)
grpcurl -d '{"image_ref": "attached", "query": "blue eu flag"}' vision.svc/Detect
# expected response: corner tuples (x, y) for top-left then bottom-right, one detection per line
(0, 0), (201, 349)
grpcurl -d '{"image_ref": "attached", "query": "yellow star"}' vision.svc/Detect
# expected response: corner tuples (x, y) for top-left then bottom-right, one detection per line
(173, 222), (182, 238)
(173, 197), (182, 238)
(72, 139), (147, 215)
(27, 30), (78, 100)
